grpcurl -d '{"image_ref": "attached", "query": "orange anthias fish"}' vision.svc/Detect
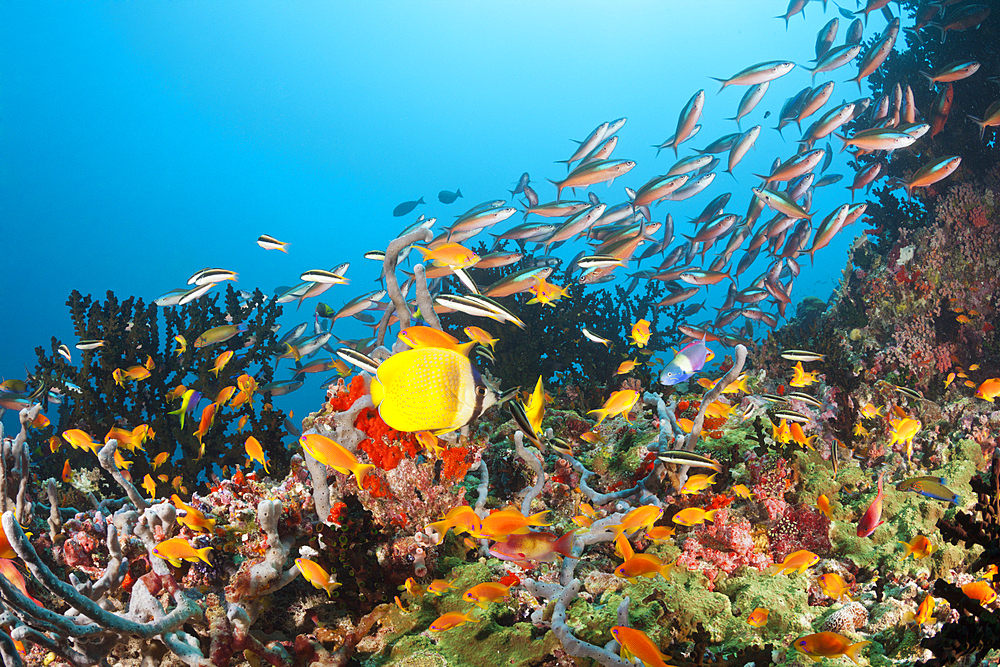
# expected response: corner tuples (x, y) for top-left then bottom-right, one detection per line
(732, 484), (755, 500)
(588, 389), (640, 426)
(299, 434), (375, 490)
(975, 378), (1000, 402)
(645, 526), (676, 543)
(194, 403), (218, 444)
(429, 610), (479, 632)
(608, 505), (663, 541)
(172, 495), (216, 533)
(631, 319), (652, 348)
(211, 351), (234, 378)
(789, 422), (816, 450)
(771, 418), (792, 444)
(817, 573), (853, 601)
(425, 506), (482, 544)
(462, 581), (512, 608)
(680, 472), (718, 495)
(413, 242), (480, 270)
(244, 436), (270, 473)
(616, 359), (640, 375)
(526, 275), (570, 306)
(295, 558), (340, 597)
(770, 549), (820, 576)
(463, 325), (498, 350)
(857, 471), (886, 538)
(611, 626), (671, 667)
(151, 537), (213, 567)
(899, 535), (935, 560)
(141, 474), (156, 498)
(672, 507), (719, 527)
(61, 460), (73, 483)
(888, 416), (922, 461)
(816, 494), (832, 519)
(962, 580), (997, 605)
(615, 554), (674, 583)
(905, 594), (935, 625)
(152, 452), (170, 470)
(399, 326), (474, 354)
(426, 579), (456, 596)
(471, 507), (551, 541)
(793, 632), (870, 664)
(789, 361), (820, 387)
(746, 607), (769, 627)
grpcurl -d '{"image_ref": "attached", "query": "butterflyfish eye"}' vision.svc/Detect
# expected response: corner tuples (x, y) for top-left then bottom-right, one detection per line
(476, 385), (487, 397)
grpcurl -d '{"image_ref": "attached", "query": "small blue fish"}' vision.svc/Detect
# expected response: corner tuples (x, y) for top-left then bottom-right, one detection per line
(896, 476), (960, 505)
(659, 339), (710, 386)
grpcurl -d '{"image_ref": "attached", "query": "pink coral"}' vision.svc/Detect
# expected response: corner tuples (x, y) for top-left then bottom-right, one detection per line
(675, 508), (771, 588)
(768, 504), (832, 562)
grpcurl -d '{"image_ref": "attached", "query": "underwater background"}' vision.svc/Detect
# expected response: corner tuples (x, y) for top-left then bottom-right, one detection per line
(0, 0), (999, 666)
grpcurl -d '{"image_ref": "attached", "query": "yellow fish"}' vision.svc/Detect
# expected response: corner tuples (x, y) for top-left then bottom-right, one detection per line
(429, 610), (479, 632)
(746, 607), (769, 627)
(413, 242), (479, 270)
(614, 553), (673, 583)
(152, 452), (170, 470)
(172, 495), (216, 533)
(817, 572), (852, 601)
(899, 535), (935, 560)
(588, 389), (640, 426)
(244, 436), (269, 474)
(608, 505), (663, 541)
(816, 493), (832, 519)
(237, 415), (249, 432)
(211, 351), (234, 378)
(732, 484), (755, 499)
(672, 507), (719, 527)
(141, 474), (156, 498)
(151, 537), (213, 567)
(611, 626), (671, 667)
(615, 359), (640, 375)
(426, 579), (456, 596)
(680, 472), (717, 495)
(462, 581), (512, 609)
(962, 580), (997, 605)
(174, 335), (187, 355)
(370, 346), (498, 435)
(522, 376), (546, 441)
(300, 434), (375, 490)
(789, 361), (820, 387)
(770, 549), (819, 576)
(463, 325), (498, 350)
(526, 275), (570, 306)
(905, 594), (935, 625)
(645, 526), (676, 543)
(975, 378), (1000, 402)
(793, 632), (869, 664)
(630, 319), (651, 348)
(113, 449), (133, 471)
(295, 558), (340, 596)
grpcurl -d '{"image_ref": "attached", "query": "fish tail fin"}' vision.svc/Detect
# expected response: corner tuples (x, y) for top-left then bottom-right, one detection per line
(417, 197), (426, 204)
(704, 508), (719, 523)
(844, 641), (871, 665)
(968, 115), (986, 140)
(834, 133), (850, 152)
(919, 70), (934, 91)
(660, 559), (674, 580)
(425, 520), (450, 545)
(587, 408), (608, 425)
(456, 189), (462, 198)
(709, 77), (727, 94)
(526, 509), (551, 527)
(196, 546), (213, 566)
(554, 531), (577, 558)
(352, 463), (376, 490)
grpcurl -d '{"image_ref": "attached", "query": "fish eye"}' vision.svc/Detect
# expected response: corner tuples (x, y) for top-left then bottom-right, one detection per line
(476, 385), (487, 397)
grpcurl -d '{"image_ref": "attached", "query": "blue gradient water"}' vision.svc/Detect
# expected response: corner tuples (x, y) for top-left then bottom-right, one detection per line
(1, 2), (892, 432)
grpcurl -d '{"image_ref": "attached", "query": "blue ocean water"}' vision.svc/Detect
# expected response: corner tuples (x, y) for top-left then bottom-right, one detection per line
(1, 1), (892, 432)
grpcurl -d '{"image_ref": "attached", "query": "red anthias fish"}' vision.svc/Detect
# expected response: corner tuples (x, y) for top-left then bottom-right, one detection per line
(857, 471), (885, 537)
